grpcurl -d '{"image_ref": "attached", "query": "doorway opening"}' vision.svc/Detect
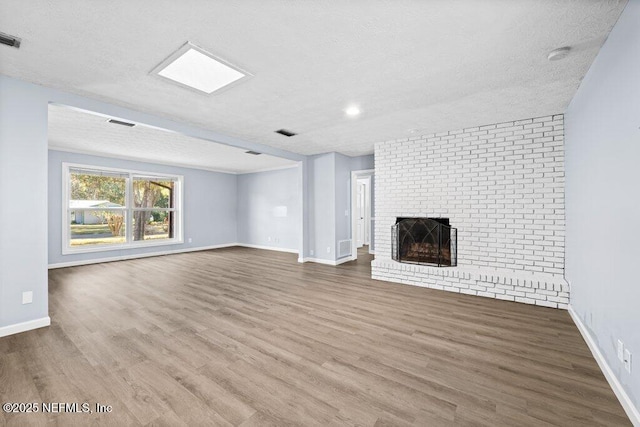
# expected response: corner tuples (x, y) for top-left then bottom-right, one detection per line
(350, 169), (374, 262)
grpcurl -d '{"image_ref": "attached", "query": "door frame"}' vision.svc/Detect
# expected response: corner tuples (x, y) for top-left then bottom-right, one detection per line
(350, 169), (374, 261)
(356, 176), (370, 247)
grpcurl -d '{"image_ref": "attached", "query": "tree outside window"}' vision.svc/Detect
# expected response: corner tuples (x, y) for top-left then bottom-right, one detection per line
(64, 164), (182, 253)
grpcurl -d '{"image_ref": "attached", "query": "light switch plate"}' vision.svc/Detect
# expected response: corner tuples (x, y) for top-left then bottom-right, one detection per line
(617, 340), (625, 362)
(22, 291), (33, 304)
(624, 349), (632, 374)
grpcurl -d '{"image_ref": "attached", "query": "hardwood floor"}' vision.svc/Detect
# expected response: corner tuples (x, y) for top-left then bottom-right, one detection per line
(0, 247), (630, 426)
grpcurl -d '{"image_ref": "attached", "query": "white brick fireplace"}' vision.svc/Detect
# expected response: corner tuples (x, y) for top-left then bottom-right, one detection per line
(371, 115), (569, 309)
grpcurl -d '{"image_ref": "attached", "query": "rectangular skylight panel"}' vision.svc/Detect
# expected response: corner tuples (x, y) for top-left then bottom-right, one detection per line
(157, 47), (246, 94)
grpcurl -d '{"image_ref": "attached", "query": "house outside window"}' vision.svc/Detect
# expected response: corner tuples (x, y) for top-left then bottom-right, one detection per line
(63, 163), (183, 254)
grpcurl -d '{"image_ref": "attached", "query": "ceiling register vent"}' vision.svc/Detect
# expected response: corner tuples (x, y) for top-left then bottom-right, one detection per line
(275, 129), (297, 137)
(245, 150), (261, 155)
(0, 31), (21, 49)
(107, 119), (136, 127)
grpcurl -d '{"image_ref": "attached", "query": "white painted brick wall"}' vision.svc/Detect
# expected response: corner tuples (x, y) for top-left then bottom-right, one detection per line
(372, 115), (568, 308)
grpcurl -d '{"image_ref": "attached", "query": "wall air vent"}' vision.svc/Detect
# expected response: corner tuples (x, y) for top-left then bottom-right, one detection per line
(245, 151), (262, 155)
(275, 129), (297, 137)
(0, 32), (21, 49)
(107, 119), (136, 127)
(338, 239), (352, 258)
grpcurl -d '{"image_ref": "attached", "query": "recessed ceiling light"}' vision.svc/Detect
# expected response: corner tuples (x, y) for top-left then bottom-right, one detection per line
(548, 46), (571, 61)
(345, 105), (361, 117)
(151, 42), (251, 94)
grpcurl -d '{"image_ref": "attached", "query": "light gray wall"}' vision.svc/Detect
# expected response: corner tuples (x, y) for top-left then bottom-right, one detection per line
(565, 0), (639, 413)
(299, 158), (309, 259)
(308, 153), (336, 261)
(48, 150), (238, 265)
(350, 154), (374, 172)
(237, 166), (301, 252)
(335, 153), (352, 258)
(308, 153), (374, 261)
(0, 76), (49, 329)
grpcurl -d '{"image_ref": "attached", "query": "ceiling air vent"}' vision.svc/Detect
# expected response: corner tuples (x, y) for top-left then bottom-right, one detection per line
(275, 129), (297, 137)
(0, 32), (21, 49)
(245, 150), (261, 155)
(107, 119), (136, 127)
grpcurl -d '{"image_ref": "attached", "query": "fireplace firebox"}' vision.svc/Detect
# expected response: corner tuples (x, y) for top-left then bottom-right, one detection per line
(391, 217), (457, 267)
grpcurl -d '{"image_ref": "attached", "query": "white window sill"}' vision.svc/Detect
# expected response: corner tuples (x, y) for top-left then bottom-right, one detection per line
(62, 238), (184, 255)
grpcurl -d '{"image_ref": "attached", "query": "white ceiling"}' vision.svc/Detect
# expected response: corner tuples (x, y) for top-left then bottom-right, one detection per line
(48, 105), (298, 174)
(0, 0), (627, 156)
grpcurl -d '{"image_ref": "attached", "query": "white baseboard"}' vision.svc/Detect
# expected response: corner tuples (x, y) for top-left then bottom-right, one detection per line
(48, 243), (237, 269)
(0, 316), (51, 338)
(334, 256), (353, 265)
(49, 243), (302, 269)
(298, 256), (353, 266)
(568, 305), (639, 426)
(236, 243), (298, 254)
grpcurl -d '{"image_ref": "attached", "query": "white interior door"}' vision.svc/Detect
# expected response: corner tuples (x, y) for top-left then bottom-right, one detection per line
(351, 169), (374, 260)
(361, 178), (371, 245)
(356, 182), (366, 248)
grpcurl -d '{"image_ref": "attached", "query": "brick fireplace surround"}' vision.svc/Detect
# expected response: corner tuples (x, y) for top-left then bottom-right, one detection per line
(372, 115), (569, 309)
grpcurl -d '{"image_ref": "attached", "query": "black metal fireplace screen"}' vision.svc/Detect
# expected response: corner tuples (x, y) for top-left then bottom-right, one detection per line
(391, 217), (457, 267)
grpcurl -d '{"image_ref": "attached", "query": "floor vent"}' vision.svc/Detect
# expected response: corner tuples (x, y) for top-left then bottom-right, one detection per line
(338, 239), (352, 258)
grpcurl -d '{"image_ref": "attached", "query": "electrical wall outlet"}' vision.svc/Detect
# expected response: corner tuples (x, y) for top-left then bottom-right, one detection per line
(624, 349), (632, 374)
(188, 238), (192, 243)
(22, 291), (33, 305)
(618, 340), (625, 362)
(326, 246), (331, 253)
(268, 236), (271, 242)
(310, 250), (314, 256)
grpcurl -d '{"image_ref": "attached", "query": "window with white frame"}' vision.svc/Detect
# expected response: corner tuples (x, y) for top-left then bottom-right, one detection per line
(63, 164), (183, 253)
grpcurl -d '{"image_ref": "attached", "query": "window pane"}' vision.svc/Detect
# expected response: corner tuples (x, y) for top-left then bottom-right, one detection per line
(65, 165), (181, 252)
(133, 210), (174, 241)
(133, 178), (175, 209)
(70, 170), (126, 206)
(70, 210), (126, 247)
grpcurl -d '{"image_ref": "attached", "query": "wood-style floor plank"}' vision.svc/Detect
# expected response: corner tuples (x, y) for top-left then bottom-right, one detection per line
(0, 246), (631, 426)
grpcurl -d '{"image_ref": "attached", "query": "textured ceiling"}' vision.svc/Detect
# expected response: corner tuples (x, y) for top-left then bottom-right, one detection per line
(48, 105), (298, 174)
(0, 0), (627, 156)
